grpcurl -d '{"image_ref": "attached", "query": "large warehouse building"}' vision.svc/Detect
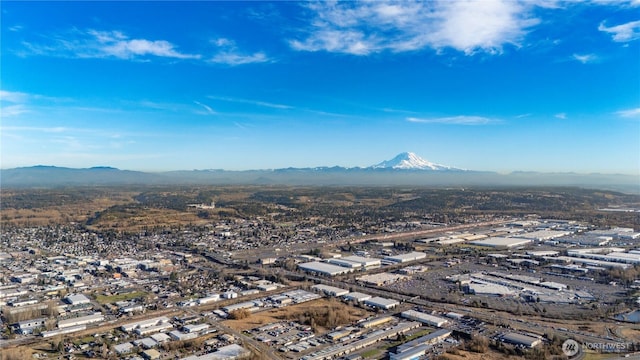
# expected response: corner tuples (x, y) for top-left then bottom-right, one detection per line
(470, 237), (532, 249)
(400, 310), (449, 327)
(384, 252), (427, 263)
(297, 261), (353, 276)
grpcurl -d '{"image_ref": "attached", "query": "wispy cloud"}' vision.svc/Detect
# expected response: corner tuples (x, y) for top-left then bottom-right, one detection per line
(194, 101), (216, 115)
(208, 37), (271, 65)
(1, 105), (29, 117)
(407, 115), (498, 125)
(20, 29), (200, 60)
(555, 113), (567, 119)
(290, 1), (540, 56)
(1, 90), (31, 117)
(209, 51), (270, 65)
(2, 126), (92, 133)
(616, 108), (640, 118)
(207, 95), (292, 110)
(1, 90), (30, 103)
(599, 20), (640, 42)
(572, 53), (598, 64)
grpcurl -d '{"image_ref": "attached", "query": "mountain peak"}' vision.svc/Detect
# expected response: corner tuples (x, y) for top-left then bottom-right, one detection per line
(371, 152), (461, 171)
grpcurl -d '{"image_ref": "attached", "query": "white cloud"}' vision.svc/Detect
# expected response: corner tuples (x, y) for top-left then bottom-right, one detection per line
(208, 36), (271, 65)
(407, 115), (497, 125)
(209, 51), (270, 65)
(599, 20), (640, 42)
(213, 38), (234, 47)
(20, 29), (200, 60)
(290, 1), (540, 55)
(572, 53), (598, 64)
(555, 112), (567, 119)
(616, 108), (640, 117)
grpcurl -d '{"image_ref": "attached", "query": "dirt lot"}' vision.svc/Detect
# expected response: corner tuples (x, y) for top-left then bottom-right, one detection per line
(223, 298), (372, 333)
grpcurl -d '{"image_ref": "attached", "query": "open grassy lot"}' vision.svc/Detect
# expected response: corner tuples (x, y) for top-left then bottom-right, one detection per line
(94, 291), (147, 304)
(223, 298), (372, 334)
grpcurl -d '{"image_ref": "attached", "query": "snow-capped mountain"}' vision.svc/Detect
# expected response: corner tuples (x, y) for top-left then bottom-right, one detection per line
(370, 152), (462, 171)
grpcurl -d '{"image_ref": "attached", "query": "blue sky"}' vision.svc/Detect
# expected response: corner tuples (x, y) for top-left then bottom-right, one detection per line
(1, 1), (639, 174)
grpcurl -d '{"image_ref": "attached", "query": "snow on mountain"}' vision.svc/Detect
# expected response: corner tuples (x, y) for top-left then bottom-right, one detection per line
(371, 152), (462, 171)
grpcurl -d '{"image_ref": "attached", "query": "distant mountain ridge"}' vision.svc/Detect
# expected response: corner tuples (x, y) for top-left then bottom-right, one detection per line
(1, 153), (638, 193)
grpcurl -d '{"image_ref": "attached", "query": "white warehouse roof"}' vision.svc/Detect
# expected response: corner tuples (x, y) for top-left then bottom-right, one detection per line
(471, 237), (532, 248)
(401, 310), (448, 327)
(298, 261), (353, 276)
(364, 296), (399, 309)
(384, 252), (427, 263)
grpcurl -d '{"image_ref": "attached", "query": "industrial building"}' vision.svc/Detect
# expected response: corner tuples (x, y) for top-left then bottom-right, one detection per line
(499, 332), (542, 348)
(343, 292), (371, 303)
(363, 297), (399, 310)
(64, 293), (91, 305)
(121, 316), (171, 333)
(341, 255), (382, 268)
(301, 322), (421, 360)
(298, 261), (353, 276)
(389, 344), (430, 360)
(470, 237), (532, 249)
(180, 344), (251, 359)
(184, 323), (210, 333)
(58, 312), (104, 328)
(567, 248), (640, 265)
(311, 284), (349, 297)
(327, 258), (362, 269)
(359, 316), (393, 328)
(401, 310), (449, 327)
(384, 252), (427, 263)
(357, 272), (407, 286)
(41, 325), (86, 338)
(394, 329), (452, 355)
(515, 230), (573, 241)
